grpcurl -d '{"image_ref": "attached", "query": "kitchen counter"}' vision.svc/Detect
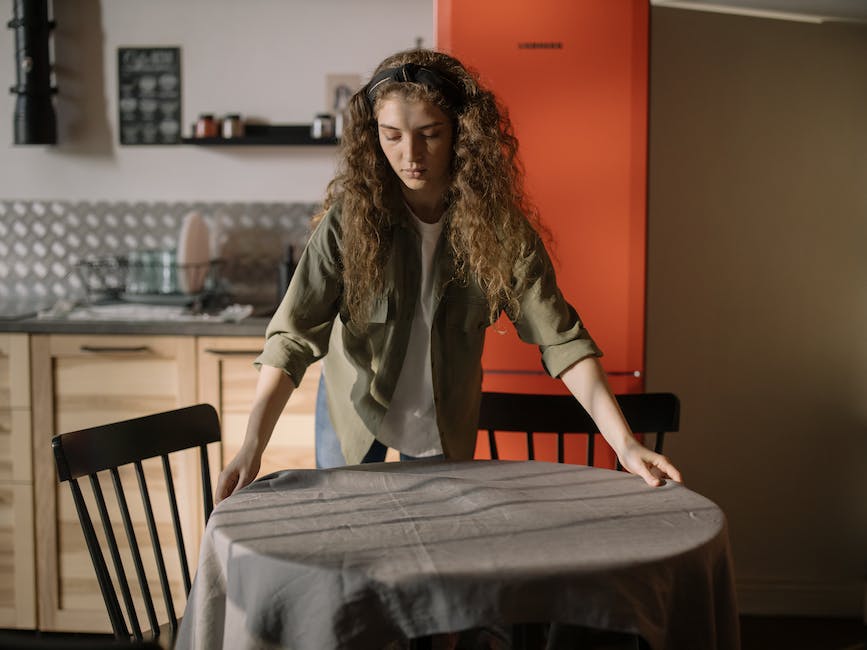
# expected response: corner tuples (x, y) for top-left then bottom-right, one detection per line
(0, 301), (271, 336)
(0, 316), (270, 336)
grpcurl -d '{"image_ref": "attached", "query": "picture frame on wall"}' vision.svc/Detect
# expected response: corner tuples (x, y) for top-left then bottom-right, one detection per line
(117, 47), (182, 145)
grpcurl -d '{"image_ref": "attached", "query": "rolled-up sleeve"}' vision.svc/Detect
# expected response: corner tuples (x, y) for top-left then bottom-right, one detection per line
(254, 207), (343, 387)
(508, 241), (603, 379)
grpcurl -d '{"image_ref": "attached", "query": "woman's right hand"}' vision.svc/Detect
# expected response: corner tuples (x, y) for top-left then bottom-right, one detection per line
(215, 444), (262, 505)
(215, 364), (297, 505)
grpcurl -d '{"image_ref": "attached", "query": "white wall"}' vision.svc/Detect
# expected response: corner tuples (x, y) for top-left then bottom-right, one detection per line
(0, 0), (433, 202)
(647, 7), (867, 617)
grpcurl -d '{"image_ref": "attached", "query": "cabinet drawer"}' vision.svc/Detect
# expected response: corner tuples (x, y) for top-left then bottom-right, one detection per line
(41, 335), (197, 432)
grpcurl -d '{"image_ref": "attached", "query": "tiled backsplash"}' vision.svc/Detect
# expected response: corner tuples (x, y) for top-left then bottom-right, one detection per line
(0, 200), (319, 308)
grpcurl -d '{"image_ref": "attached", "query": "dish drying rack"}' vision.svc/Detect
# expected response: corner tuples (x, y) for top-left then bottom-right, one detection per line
(75, 255), (228, 309)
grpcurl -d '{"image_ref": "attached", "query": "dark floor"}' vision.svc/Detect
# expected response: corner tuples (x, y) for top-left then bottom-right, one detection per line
(740, 616), (865, 650)
(1, 616), (864, 649)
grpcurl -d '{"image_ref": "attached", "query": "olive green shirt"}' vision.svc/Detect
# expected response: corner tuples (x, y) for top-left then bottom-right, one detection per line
(255, 203), (602, 465)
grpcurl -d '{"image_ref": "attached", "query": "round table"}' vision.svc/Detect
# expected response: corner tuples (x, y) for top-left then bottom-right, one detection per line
(177, 460), (739, 650)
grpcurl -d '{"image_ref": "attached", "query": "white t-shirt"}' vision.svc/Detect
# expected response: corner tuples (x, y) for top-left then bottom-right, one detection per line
(376, 209), (444, 457)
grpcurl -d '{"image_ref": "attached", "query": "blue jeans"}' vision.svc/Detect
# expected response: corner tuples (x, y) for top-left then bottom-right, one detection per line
(315, 372), (444, 468)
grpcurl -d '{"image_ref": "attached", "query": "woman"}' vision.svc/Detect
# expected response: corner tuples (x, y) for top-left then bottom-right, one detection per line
(215, 49), (681, 503)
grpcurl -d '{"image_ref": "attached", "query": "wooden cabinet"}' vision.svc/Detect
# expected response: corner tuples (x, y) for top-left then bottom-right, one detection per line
(30, 334), (198, 633)
(5, 331), (318, 633)
(0, 334), (36, 628)
(197, 337), (317, 479)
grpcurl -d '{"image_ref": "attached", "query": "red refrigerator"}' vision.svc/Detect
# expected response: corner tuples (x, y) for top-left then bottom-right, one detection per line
(436, 0), (649, 465)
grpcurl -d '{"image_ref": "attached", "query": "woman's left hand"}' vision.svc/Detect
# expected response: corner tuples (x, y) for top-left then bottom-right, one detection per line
(617, 439), (683, 487)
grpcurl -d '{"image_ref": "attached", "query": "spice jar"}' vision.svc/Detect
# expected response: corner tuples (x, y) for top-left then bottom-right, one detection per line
(194, 114), (217, 138)
(311, 113), (334, 139)
(221, 114), (245, 138)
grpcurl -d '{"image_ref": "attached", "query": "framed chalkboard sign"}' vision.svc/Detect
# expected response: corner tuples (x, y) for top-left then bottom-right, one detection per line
(117, 47), (182, 145)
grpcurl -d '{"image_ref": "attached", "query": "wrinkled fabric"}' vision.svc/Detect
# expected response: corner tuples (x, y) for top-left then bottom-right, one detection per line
(176, 460), (739, 650)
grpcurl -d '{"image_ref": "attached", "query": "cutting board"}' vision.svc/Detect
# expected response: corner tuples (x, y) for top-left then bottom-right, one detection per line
(177, 212), (210, 293)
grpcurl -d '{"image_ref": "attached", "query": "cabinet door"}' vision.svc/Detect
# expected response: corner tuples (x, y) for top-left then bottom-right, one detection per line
(0, 334), (36, 628)
(197, 337), (318, 483)
(31, 334), (198, 633)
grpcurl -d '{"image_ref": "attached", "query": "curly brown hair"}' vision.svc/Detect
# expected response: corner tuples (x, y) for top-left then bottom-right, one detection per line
(315, 48), (548, 324)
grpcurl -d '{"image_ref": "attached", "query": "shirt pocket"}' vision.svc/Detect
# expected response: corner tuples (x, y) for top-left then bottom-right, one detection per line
(341, 293), (390, 336)
(445, 297), (491, 332)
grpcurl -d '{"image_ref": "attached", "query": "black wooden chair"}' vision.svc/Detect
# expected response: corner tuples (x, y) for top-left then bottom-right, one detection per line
(51, 403), (221, 648)
(478, 392), (679, 467)
(475, 391), (679, 649)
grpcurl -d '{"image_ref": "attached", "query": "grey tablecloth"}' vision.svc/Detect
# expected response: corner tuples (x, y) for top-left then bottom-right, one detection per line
(176, 460), (739, 650)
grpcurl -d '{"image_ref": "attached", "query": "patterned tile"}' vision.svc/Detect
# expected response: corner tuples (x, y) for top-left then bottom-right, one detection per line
(0, 200), (319, 307)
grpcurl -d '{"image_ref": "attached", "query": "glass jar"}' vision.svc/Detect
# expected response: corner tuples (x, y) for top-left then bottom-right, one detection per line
(195, 114), (217, 138)
(126, 250), (160, 294)
(221, 114), (245, 138)
(157, 249), (179, 294)
(311, 113), (334, 139)
(125, 250), (146, 294)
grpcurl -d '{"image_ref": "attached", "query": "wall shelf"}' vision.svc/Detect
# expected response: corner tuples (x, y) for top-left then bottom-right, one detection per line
(182, 124), (339, 147)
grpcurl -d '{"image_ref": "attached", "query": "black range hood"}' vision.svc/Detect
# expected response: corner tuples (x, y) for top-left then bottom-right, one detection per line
(8, 0), (57, 145)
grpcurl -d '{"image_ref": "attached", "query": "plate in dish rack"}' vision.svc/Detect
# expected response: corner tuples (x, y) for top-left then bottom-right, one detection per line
(177, 212), (210, 293)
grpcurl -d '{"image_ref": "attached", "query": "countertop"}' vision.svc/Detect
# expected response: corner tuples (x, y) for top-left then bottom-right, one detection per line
(0, 300), (271, 337)
(0, 316), (270, 336)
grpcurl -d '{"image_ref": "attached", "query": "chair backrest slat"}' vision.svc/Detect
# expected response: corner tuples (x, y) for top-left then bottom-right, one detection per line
(487, 429), (499, 460)
(89, 473), (142, 640)
(134, 460), (177, 632)
(69, 478), (129, 639)
(110, 467), (159, 637)
(200, 445), (215, 522)
(52, 404), (220, 643)
(162, 454), (192, 595)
